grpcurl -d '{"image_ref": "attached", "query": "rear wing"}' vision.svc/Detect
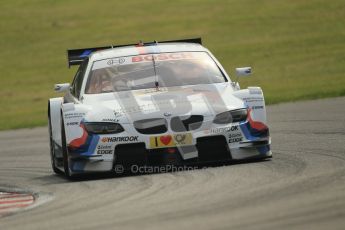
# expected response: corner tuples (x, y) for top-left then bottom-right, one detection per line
(66, 37), (202, 68)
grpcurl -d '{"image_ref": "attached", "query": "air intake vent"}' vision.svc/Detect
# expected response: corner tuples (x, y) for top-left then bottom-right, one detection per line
(171, 115), (203, 132)
(196, 136), (231, 161)
(134, 118), (168, 134)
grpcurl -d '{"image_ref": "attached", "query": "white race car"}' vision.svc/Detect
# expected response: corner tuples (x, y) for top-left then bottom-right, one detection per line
(48, 38), (271, 178)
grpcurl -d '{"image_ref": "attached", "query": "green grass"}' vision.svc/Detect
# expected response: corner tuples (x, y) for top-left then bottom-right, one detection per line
(0, 0), (344, 130)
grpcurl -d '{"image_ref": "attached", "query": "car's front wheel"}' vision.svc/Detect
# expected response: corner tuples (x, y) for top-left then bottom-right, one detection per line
(48, 115), (60, 174)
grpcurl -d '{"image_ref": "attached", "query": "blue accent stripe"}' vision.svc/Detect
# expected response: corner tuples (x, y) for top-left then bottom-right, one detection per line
(80, 135), (100, 156)
(240, 121), (257, 141)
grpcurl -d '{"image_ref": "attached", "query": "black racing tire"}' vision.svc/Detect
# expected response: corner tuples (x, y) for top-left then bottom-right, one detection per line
(61, 115), (73, 179)
(48, 114), (61, 174)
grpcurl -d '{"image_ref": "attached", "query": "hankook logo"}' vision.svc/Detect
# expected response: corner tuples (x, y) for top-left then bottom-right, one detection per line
(101, 136), (139, 143)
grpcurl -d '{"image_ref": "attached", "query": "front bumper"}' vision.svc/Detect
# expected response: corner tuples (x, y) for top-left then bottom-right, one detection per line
(67, 135), (271, 174)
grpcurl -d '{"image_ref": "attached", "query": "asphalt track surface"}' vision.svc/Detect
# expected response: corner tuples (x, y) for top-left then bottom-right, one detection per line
(0, 97), (344, 230)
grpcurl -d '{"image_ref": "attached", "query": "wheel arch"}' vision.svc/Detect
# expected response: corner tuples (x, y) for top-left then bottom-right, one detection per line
(48, 97), (64, 147)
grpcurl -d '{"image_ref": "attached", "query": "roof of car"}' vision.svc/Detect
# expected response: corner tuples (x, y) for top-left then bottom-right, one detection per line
(89, 43), (208, 62)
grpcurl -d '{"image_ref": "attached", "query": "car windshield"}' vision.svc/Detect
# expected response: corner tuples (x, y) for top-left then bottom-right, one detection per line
(85, 51), (227, 94)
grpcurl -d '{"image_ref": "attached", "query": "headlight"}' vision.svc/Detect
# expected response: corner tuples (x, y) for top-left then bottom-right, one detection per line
(213, 109), (248, 124)
(84, 122), (124, 134)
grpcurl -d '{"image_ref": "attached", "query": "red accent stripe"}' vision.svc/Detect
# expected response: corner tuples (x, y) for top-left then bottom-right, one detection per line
(69, 123), (88, 148)
(248, 109), (268, 131)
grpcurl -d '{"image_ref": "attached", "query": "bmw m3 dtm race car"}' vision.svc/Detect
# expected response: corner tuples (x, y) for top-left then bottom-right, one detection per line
(48, 38), (271, 178)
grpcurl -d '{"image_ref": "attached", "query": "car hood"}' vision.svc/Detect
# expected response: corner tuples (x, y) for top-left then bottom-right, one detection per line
(82, 83), (245, 123)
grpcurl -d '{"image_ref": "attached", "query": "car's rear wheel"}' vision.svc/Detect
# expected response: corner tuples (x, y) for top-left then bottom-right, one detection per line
(61, 115), (73, 178)
(48, 115), (60, 174)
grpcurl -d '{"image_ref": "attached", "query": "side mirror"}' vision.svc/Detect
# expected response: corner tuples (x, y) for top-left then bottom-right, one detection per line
(236, 67), (252, 77)
(54, 83), (70, 93)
